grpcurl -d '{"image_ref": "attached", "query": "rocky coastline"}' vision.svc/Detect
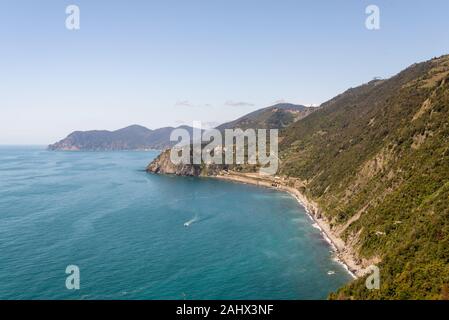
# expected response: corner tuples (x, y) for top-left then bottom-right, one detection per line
(147, 151), (368, 278)
(212, 171), (364, 278)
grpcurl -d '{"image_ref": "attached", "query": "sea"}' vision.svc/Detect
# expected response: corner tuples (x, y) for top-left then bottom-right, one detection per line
(0, 146), (351, 299)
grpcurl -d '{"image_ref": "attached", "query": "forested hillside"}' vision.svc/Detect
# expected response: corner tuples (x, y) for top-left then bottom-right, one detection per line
(279, 55), (449, 299)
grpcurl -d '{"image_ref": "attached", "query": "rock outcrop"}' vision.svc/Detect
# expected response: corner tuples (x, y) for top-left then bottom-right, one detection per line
(146, 149), (228, 176)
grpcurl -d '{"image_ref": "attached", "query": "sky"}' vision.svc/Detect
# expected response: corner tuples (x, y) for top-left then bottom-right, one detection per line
(0, 0), (448, 144)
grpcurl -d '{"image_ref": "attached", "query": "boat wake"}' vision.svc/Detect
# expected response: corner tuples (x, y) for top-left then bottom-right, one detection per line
(184, 215), (198, 227)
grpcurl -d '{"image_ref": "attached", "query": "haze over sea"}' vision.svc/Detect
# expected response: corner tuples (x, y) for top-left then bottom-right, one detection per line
(0, 146), (351, 299)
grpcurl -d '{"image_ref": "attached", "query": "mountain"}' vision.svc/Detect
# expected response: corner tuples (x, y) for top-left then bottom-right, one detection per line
(48, 124), (197, 151)
(147, 102), (317, 175)
(279, 54), (449, 299)
(48, 103), (314, 152)
(216, 103), (315, 131)
(147, 54), (449, 299)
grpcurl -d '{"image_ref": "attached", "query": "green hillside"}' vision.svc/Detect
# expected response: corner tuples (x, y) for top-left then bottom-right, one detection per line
(216, 103), (315, 131)
(147, 55), (449, 299)
(279, 55), (449, 299)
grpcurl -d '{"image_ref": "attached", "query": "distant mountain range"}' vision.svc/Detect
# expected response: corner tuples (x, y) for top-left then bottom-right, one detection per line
(48, 124), (198, 151)
(48, 103), (316, 151)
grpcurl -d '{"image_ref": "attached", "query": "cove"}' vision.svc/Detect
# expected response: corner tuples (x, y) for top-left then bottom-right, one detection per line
(0, 147), (352, 299)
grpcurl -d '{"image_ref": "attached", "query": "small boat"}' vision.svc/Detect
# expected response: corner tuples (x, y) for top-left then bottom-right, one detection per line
(184, 215), (198, 227)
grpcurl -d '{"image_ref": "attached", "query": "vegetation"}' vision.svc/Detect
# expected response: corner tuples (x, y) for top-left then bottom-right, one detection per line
(216, 103), (315, 131)
(148, 55), (449, 299)
(48, 124), (199, 151)
(279, 55), (449, 299)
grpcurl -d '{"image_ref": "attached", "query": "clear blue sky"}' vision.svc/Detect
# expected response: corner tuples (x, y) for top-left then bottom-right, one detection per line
(1, 0), (448, 144)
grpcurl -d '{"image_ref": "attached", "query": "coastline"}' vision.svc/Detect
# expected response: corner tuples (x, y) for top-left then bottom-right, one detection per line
(213, 171), (363, 279)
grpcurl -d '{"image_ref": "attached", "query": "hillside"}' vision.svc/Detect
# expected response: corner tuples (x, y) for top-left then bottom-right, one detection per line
(48, 125), (197, 151)
(48, 104), (313, 152)
(279, 55), (449, 299)
(147, 54), (449, 299)
(147, 103), (316, 175)
(216, 103), (315, 131)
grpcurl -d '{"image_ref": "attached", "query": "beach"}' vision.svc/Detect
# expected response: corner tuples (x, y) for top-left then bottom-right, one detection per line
(214, 171), (369, 278)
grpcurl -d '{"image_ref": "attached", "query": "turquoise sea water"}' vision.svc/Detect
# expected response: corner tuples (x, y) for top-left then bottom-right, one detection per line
(0, 146), (351, 299)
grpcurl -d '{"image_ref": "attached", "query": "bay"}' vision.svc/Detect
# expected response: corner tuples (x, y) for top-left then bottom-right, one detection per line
(0, 146), (351, 299)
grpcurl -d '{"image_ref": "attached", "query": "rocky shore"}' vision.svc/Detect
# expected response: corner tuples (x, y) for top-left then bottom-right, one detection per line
(212, 171), (366, 278)
(146, 150), (370, 278)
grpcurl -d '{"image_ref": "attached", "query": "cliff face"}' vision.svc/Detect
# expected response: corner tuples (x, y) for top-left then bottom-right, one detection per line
(146, 149), (201, 176)
(146, 149), (228, 176)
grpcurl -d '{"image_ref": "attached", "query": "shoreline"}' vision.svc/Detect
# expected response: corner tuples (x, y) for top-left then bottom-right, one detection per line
(213, 171), (363, 279)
